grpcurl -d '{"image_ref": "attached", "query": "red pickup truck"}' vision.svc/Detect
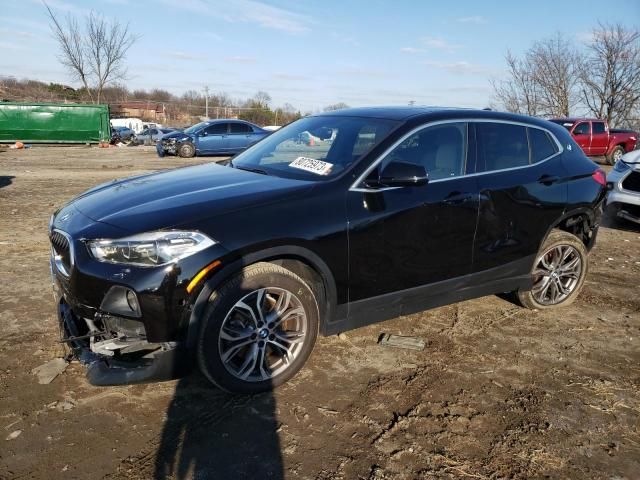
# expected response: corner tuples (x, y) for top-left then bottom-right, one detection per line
(550, 118), (637, 165)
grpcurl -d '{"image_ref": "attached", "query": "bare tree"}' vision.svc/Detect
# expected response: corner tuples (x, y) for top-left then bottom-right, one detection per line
(492, 34), (581, 117)
(579, 22), (640, 127)
(529, 34), (581, 117)
(45, 3), (137, 104)
(491, 51), (540, 115)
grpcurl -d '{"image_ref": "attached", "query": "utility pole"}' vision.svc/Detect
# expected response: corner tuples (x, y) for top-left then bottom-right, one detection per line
(204, 86), (209, 119)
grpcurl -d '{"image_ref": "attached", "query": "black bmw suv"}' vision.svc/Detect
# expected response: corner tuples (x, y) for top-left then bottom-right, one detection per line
(50, 107), (606, 393)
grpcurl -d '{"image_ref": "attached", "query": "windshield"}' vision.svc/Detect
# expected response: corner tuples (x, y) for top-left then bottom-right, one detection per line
(184, 122), (208, 134)
(230, 115), (399, 180)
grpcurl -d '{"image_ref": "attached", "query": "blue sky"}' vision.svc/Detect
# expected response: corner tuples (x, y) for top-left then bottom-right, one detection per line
(1, 0), (639, 111)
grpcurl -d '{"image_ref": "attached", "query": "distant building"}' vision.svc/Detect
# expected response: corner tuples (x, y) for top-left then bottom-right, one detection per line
(109, 101), (167, 123)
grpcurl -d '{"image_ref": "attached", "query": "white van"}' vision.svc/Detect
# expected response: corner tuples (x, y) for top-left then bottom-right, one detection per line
(110, 118), (144, 134)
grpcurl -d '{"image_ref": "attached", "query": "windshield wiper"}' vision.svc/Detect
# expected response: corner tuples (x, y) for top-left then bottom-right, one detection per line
(234, 165), (270, 176)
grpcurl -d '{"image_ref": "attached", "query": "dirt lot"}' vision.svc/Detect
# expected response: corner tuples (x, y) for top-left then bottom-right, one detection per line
(0, 146), (639, 480)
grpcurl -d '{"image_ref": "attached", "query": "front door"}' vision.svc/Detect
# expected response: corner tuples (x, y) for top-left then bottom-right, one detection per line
(571, 121), (591, 155)
(197, 123), (229, 154)
(347, 122), (479, 309)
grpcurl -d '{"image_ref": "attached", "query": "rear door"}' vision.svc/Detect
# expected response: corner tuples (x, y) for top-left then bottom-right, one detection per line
(590, 121), (608, 156)
(471, 122), (567, 277)
(227, 122), (255, 152)
(197, 123), (229, 154)
(571, 121), (591, 154)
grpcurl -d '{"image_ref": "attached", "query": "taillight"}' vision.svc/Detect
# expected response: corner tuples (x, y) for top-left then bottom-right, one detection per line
(592, 169), (606, 186)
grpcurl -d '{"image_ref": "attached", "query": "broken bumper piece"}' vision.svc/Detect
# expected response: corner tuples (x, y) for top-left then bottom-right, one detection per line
(58, 299), (191, 386)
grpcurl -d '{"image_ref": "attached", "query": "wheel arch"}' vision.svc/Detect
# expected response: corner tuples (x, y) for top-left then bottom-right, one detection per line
(541, 207), (598, 252)
(185, 245), (338, 349)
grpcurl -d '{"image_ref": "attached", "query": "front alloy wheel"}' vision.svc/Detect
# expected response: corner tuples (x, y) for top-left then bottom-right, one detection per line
(219, 287), (308, 382)
(198, 263), (319, 393)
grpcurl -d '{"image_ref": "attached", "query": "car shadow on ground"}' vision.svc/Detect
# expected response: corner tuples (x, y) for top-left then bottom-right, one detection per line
(153, 372), (284, 480)
(0, 175), (15, 189)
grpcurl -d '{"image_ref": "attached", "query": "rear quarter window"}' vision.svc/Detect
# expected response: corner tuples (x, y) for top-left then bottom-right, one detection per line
(528, 128), (558, 163)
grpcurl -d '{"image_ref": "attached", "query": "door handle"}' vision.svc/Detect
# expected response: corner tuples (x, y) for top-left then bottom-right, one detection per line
(537, 175), (560, 186)
(443, 192), (474, 205)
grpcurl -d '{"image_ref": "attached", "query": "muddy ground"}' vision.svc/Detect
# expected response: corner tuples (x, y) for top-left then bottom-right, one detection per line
(0, 146), (638, 480)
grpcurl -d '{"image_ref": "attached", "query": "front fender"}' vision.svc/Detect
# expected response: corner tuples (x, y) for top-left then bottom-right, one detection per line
(185, 245), (338, 349)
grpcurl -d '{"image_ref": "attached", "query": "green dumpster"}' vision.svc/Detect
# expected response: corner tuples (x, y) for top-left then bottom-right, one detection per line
(0, 102), (111, 143)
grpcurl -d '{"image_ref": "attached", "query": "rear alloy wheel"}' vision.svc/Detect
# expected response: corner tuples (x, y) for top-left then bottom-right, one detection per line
(197, 263), (319, 393)
(517, 230), (588, 309)
(606, 146), (624, 165)
(178, 142), (196, 158)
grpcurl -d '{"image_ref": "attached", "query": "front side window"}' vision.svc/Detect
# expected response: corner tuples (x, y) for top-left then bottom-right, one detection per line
(528, 127), (558, 163)
(204, 123), (228, 135)
(573, 122), (590, 135)
(476, 122), (529, 172)
(231, 116), (399, 181)
(381, 123), (467, 181)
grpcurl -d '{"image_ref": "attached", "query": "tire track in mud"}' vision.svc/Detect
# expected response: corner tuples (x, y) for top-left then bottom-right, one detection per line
(105, 390), (254, 479)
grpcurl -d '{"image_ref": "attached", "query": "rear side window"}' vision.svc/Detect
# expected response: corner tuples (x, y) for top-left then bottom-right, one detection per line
(230, 123), (252, 133)
(475, 122), (529, 172)
(528, 128), (558, 163)
(592, 122), (606, 134)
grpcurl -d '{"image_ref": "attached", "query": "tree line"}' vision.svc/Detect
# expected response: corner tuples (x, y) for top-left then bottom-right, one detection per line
(491, 23), (640, 128)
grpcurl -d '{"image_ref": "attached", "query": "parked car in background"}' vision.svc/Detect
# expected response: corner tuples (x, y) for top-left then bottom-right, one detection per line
(136, 127), (176, 144)
(606, 149), (640, 225)
(110, 117), (143, 134)
(50, 107), (606, 393)
(157, 119), (269, 157)
(111, 126), (136, 142)
(550, 118), (637, 165)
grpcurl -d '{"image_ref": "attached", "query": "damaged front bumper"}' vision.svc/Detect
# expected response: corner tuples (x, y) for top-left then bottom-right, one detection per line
(57, 298), (191, 386)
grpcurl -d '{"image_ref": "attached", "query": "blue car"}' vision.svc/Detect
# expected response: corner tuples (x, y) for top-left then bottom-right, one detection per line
(157, 119), (269, 158)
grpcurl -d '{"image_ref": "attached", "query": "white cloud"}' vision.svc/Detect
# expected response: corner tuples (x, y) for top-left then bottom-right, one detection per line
(456, 16), (487, 24)
(424, 61), (488, 75)
(166, 51), (202, 60)
(421, 36), (461, 52)
(160, 0), (311, 34)
(400, 47), (424, 54)
(224, 56), (258, 64)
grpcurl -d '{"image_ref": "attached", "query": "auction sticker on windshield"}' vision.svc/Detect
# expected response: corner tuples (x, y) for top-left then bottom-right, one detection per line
(289, 157), (333, 176)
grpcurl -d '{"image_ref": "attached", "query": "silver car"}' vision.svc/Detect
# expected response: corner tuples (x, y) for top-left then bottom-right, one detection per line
(137, 127), (176, 144)
(606, 149), (640, 224)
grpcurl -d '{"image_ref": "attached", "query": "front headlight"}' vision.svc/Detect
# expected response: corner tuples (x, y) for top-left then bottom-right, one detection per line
(87, 231), (215, 267)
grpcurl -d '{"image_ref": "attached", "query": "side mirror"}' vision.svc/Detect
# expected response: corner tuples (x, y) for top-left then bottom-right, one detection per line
(199, 131), (208, 137)
(377, 161), (428, 187)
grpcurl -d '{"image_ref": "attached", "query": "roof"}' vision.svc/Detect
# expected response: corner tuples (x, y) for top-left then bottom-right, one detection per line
(551, 117), (603, 123)
(315, 106), (562, 129)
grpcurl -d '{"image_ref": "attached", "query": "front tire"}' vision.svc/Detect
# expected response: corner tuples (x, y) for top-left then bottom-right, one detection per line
(197, 263), (319, 394)
(606, 146), (624, 165)
(178, 142), (196, 158)
(517, 230), (588, 309)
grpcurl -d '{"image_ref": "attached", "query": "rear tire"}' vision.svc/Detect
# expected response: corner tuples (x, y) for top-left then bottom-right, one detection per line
(517, 230), (588, 310)
(606, 146), (624, 165)
(197, 262), (319, 394)
(178, 142), (196, 158)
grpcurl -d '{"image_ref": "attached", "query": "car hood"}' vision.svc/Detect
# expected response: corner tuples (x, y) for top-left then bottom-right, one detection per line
(67, 163), (314, 233)
(160, 130), (192, 142)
